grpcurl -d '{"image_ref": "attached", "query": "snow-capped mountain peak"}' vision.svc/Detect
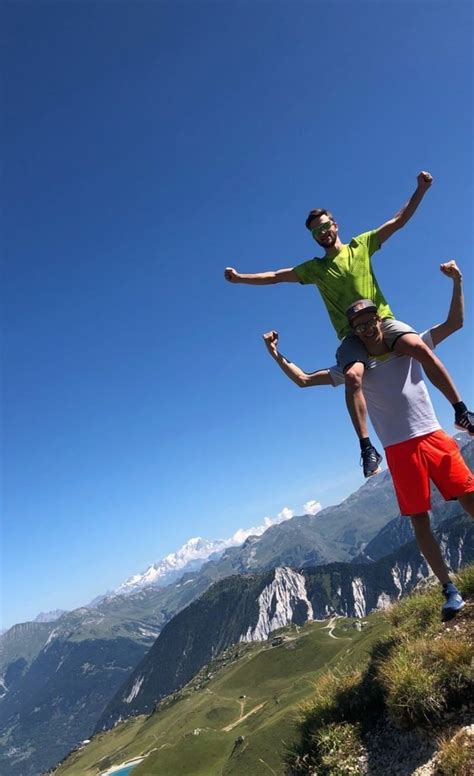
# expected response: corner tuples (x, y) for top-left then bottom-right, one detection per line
(112, 506), (298, 599)
(114, 537), (226, 596)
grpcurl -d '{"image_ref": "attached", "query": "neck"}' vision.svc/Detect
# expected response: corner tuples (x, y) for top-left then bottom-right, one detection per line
(324, 236), (343, 257)
(366, 339), (389, 356)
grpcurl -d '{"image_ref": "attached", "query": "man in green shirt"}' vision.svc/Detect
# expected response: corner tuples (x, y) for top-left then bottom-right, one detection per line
(224, 172), (474, 477)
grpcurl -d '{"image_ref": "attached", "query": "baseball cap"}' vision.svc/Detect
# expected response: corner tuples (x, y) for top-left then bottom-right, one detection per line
(346, 299), (377, 323)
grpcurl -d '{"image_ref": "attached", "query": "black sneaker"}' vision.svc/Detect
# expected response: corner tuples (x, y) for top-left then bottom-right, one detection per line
(360, 446), (383, 478)
(454, 410), (474, 436)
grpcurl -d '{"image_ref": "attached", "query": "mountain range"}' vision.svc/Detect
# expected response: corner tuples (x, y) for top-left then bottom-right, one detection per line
(1, 436), (472, 776)
(97, 511), (474, 729)
(113, 537), (228, 596)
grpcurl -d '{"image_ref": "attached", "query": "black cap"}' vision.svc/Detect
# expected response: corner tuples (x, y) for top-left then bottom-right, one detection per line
(346, 299), (377, 323)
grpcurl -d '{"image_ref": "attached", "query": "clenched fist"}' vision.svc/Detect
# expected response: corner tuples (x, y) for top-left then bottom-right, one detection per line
(224, 267), (240, 283)
(417, 171), (433, 190)
(263, 330), (279, 356)
(440, 260), (462, 280)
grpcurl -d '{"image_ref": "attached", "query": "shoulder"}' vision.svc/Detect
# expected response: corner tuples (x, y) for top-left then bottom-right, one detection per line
(294, 257), (323, 283)
(350, 231), (381, 253)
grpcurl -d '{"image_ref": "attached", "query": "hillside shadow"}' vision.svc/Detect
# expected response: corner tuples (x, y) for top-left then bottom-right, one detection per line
(362, 715), (436, 775)
(285, 637), (438, 775)
(335, 639), (438, 774)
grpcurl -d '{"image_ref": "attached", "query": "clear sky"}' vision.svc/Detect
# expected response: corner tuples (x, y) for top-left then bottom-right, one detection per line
(2, 0), (473, 628)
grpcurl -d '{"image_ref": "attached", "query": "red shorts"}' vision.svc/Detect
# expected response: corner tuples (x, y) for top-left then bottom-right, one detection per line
(385, 430), (474, 516)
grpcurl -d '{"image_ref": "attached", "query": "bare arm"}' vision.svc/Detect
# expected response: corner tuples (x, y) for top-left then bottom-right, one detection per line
(375, 171), (433, 246)
(262, 330), (334, 387)
(225, 266), (299, 285)
(430, 261), (464, 346)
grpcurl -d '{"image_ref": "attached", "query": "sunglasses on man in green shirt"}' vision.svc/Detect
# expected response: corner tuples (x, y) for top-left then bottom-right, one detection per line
(311, 221), (333, 239)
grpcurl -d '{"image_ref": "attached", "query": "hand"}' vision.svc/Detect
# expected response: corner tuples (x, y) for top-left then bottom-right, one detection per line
(263, 330), (279, 356)
(440, 260), (462, 280)
(417, 171), (433, 191)
(224, 267), (240, 283)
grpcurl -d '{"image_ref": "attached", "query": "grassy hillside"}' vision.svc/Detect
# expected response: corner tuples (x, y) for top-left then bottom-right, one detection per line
(288, 564), (474, 775)
(53, 615), (389, 776)
(52, 565), (474, 776)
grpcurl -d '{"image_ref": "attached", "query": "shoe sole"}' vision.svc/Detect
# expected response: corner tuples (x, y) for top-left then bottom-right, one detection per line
(365, 466), (382, 478)
(442, 599), (465, 622)
(454, 423), (474, 436)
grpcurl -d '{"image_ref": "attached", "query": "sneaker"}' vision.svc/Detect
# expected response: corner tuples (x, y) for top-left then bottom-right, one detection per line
(360, 445), (383, 478)
(442, 583), (465, 621)
(454, 409), (474, 436)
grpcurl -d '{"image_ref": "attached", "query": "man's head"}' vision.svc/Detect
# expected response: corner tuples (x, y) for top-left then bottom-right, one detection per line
(305, 208), (339, 249)
(346, 299), (384, 349)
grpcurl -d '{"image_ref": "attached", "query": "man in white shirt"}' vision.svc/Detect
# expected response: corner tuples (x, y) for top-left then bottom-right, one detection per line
(226, 173), (474, 478)
(263, 261), (473, 617)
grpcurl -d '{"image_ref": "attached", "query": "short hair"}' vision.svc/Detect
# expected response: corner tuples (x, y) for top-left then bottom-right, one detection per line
(305, 208), (335, 231)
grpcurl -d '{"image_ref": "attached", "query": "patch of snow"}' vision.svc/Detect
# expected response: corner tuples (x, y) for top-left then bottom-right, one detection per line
(44, 628), (59, 648)
(115, 538), (227, 596)
(457, 536), (464, 569)
(138, 628), (159, 639)
(124, 675), (145, 704)
(113, 508), (298, 599)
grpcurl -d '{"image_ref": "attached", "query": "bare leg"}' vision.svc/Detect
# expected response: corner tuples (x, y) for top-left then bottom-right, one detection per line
(410, 512), (451, 585)
(458, 491), (474, 516)
(344, 362), (368, 439)
(394, 333), (461, 404)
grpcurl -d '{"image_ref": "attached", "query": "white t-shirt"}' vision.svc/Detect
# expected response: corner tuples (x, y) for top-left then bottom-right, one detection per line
(329, 330), (441, 449)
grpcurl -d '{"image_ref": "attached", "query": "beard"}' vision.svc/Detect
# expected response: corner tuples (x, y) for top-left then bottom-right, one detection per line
(316, 231), (337, 248)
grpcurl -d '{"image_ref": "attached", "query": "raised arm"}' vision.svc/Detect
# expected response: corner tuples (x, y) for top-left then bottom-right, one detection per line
(225, 266), (299, 285)
(262, 330), (334, 387)
(430, 261), (464, 346)
(375, 171), (433, 246)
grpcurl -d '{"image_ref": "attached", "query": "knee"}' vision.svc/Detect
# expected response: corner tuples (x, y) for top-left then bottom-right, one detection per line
(410, 513), (431, 535)
(458, 490), (474, 517)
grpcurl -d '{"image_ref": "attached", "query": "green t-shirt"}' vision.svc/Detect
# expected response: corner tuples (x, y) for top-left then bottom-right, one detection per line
(294, 230), (394, 339)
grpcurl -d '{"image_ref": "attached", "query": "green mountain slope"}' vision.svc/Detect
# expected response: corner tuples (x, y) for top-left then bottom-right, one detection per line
(97, 512), (474, 731)
(53, 565), (474, 776)
(53, 615), (389, 776)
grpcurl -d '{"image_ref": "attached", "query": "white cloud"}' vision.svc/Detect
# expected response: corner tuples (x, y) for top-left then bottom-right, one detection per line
(225, 506), (294, 548)
(303, 500), (322, 516)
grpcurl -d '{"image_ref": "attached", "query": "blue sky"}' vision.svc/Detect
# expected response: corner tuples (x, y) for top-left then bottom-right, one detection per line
(2, 0), (473, 628)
